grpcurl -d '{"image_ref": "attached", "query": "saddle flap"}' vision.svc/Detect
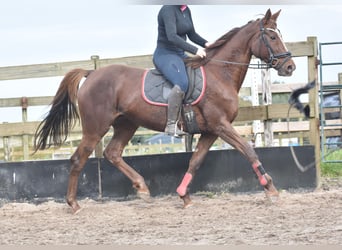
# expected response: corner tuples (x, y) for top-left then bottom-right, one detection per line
(142, 66), (206, 107)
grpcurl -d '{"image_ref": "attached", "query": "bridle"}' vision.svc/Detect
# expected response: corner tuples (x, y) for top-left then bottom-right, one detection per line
(259, 20), (292, 70)
(209, 20), (292, 70)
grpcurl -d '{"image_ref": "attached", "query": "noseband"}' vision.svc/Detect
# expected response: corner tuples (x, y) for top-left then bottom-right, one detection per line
(259, 21), (292, 70)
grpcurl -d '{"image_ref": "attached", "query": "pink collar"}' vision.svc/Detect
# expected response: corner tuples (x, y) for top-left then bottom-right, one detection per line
(180, 5), (187, 12)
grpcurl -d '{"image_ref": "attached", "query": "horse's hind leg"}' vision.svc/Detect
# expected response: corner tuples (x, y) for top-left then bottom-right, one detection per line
(104, 119), (151, 201)
(218, 121), (279, 199)
(66, 135), (101, 213)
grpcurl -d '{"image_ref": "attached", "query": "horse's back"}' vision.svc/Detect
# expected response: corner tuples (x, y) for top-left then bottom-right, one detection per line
(77, 64), (147, 118)
(87, 64), (145, 83)
(79, 64), (145, 95)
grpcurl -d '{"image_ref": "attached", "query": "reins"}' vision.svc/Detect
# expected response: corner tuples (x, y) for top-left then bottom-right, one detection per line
(209, 58), (270, 69)
(207, 20), (292, 71)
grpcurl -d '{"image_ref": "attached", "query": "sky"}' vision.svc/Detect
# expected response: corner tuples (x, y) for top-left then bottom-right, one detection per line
(1, 0), (342, 122)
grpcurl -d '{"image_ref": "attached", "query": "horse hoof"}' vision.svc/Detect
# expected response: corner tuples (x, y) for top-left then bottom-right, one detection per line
(264, 189), (280, 203)
(67, 200), (81, 214)
(262, 173), (279, 204)
(267, 194), (279, 203)
(180, 194), (193, 208)
(137, 191), (153, 203)
(183, 201), (194, 209)
(72, 206), (83, 215)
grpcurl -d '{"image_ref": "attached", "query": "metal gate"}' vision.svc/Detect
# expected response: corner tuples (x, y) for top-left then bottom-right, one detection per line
(319, 42), (342, 162)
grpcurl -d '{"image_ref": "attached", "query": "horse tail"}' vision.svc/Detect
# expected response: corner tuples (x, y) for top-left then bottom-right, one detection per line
(34, 68), (92, 152)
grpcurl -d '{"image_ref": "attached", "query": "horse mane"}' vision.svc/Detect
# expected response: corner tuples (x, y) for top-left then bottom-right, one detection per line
(185, 21), (253, 68)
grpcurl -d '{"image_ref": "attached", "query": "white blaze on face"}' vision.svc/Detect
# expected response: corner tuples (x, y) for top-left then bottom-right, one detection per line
(266, 28), (289, 51)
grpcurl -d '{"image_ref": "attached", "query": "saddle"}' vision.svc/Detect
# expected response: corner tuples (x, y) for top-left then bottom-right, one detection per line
(142, 66), (206, 106)
(141, 66), (206, 134)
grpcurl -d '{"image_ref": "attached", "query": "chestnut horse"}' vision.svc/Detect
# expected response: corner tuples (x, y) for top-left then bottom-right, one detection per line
(34, 9), (295, 213)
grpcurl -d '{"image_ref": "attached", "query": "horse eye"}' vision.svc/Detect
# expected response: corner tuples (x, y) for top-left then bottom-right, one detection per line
(270, 36), (276, 40)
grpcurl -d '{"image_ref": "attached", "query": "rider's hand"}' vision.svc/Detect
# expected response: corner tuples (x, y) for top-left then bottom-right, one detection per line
(205, 41), (214, 48)
(196, 48), (206, 58)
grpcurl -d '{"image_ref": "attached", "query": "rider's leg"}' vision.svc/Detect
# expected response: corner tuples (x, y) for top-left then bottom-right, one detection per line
(165, 85), (187, 137)
(153, 49), (189, 137)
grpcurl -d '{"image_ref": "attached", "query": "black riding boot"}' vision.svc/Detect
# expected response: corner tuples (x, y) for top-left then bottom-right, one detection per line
(165, 85), (188, 137)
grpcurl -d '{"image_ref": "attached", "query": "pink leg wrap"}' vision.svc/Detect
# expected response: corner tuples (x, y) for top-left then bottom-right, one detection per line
(252, 163), (268, 186)
(176, 173), (193, 197)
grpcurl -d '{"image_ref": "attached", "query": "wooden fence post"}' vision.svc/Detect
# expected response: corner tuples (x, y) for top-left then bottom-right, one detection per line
(262, 68), (273, 146)
(21, 97), (29, 160)
(307, 36), (320, 187)
(3, 136), (10, 161)
(251, 62), (262, 147)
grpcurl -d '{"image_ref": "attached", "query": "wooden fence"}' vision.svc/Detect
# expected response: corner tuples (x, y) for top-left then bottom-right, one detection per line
(0, 37), (320, 171)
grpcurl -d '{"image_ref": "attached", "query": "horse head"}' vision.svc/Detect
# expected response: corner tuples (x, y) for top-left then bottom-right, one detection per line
(250, 9), (296, 76)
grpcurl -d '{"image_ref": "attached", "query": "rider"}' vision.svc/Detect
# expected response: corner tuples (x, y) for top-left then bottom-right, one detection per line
(153, 5), (210, 137)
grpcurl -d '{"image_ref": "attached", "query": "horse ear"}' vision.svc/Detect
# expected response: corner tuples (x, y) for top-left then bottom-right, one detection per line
(271, 10), (281, 21)
(263, 9), (272, 24)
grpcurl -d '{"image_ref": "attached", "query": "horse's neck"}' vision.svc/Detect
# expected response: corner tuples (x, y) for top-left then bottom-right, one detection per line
(215, 26), (256, 91)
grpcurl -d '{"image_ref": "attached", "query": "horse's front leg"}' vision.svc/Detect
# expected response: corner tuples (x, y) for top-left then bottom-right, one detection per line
(218, 121), (279, 199)
(177, 133), (218, 208)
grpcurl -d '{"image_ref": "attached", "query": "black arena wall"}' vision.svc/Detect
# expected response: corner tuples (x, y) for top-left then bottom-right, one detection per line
(0, 146), (316, 201)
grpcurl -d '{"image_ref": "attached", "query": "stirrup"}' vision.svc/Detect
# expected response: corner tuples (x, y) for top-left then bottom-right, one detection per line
(165, 123), (188, 138)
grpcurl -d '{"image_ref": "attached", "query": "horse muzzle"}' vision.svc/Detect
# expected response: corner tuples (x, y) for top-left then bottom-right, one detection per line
(274, 57), (296, 76)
